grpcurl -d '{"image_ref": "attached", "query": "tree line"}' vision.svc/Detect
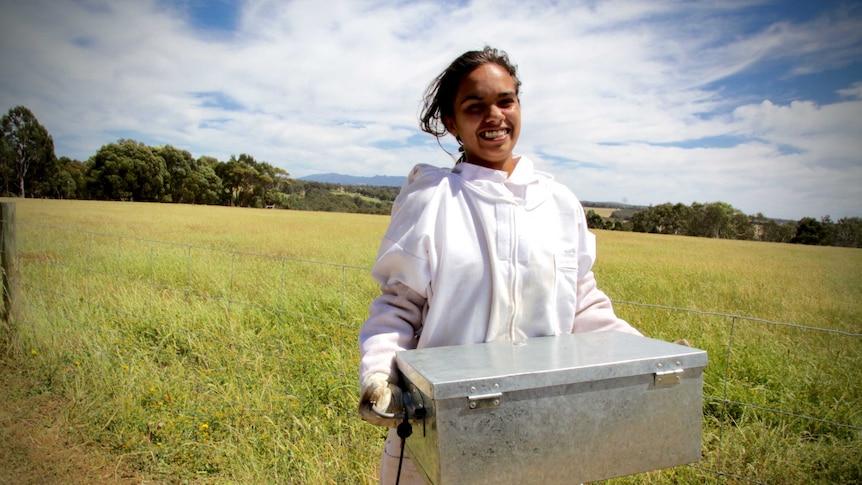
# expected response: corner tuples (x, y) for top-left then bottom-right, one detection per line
(0, 105), (396, 214)
(2, 105), (859, 247)
(587, 202), (862, 247)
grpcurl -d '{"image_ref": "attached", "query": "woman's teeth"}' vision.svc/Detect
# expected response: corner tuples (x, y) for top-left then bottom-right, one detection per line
(481, 130), (507, 139)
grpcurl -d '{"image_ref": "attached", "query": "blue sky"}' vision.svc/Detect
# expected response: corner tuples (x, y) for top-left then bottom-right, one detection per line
(1, 0), (860, 219)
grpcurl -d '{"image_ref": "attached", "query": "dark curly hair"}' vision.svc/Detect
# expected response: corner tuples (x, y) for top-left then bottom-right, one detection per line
(419, 46), (522, 140)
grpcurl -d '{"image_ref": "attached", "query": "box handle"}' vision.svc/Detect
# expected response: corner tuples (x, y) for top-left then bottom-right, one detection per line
(468, 391), (503, 410)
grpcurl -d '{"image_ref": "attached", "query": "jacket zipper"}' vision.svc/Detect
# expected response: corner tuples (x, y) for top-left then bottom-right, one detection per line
(508, 202), (519, 342)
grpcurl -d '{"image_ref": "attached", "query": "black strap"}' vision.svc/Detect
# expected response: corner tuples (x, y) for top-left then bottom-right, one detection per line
(395, 414), (412, 484)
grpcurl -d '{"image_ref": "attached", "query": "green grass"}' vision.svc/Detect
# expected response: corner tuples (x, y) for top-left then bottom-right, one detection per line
(583, 206), (616, 218)
(3, 198), (861, 484)
(594, 231), (862, 484)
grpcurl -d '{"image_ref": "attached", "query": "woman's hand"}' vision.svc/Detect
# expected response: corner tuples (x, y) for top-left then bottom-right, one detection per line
(358, 372), (404, 427)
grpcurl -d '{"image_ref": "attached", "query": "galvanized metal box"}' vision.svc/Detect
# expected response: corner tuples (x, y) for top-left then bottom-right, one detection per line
(395, 331), (707, 485)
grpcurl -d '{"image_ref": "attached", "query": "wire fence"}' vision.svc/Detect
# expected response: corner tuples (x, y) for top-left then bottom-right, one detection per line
(611, 300), (861, 483)
(9, 218), (862, 484)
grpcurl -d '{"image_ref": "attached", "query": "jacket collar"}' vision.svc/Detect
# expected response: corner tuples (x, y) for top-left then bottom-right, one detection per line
(451, 155), (547, 208)
(451, 155), (540, 183)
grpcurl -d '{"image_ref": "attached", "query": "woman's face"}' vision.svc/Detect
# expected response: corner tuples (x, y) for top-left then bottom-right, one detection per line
(445, 63), (521, 174)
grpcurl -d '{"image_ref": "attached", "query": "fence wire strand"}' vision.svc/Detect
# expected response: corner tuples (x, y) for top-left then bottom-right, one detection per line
(613, 300), (862, 337)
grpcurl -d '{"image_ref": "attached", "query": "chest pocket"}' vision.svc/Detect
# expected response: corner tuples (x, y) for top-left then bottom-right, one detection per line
(553, 250), (580, 330)
(555, 250), (579, 273)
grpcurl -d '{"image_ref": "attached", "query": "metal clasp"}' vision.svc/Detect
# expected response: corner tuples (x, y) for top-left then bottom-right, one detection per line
(654, 368), (684, 388)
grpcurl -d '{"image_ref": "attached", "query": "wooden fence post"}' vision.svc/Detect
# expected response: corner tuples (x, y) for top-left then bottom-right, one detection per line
(1, 201), (19, 333)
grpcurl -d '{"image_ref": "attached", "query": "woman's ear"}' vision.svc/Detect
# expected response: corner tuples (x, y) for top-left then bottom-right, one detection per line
(443, 116), (457, 137)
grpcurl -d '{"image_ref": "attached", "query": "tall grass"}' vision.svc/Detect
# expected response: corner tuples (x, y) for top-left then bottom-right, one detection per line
(596, 231), (862, 483)
(5, 198), (861, 484)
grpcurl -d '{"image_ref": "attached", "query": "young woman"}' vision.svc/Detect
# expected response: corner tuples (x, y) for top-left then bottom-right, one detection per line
(358, 46), (641, 484)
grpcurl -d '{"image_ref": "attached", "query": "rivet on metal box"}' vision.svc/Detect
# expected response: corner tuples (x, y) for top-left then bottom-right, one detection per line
(393, 330), (708, 485)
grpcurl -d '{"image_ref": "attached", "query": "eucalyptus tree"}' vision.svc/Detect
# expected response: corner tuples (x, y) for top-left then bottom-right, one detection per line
(791, 217), (829, 245)
(831, 217), (862, 248)
(214, 154), (289, 208)
(86, 139), (168, 201)
(215, 153), (258, 207)
(154, 145), (221, 205)
(0, 105), (58, 197)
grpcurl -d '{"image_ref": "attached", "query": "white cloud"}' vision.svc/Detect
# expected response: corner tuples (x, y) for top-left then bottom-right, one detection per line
(0, 0), (860, 219)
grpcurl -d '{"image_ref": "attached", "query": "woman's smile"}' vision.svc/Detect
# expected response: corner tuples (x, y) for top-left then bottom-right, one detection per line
(480, 129), (509, 140)
(445, 62), (521, 175)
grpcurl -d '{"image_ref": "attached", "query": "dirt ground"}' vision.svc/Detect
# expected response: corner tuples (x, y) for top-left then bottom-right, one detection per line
(0, 360), (143, 485)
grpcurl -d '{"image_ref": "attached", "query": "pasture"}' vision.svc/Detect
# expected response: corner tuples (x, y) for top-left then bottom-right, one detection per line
(583, 206), (617, 218)
(1, 198), (860, 484)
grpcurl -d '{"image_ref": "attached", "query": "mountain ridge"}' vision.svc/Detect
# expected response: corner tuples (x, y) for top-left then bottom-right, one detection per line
(296, 173), (648, 210)
(298, 173), (407, 187)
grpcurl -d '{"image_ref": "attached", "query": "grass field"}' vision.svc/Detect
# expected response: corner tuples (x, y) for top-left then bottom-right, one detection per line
(583, 206), (617, 218)
(1, 198), (860, 484)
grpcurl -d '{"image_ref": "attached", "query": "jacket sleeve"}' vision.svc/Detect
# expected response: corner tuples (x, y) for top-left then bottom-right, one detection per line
(572, 270), (642, 336)
(358, 165), (440, 383)
(571, 201), (641, 336)
(359, 281), (427, 383)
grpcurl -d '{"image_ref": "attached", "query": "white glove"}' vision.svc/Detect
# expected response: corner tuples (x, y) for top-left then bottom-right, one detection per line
(358, 372), (404, 427)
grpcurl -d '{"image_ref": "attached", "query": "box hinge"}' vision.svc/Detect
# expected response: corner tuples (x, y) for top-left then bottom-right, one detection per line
(654, 368), (684, 388)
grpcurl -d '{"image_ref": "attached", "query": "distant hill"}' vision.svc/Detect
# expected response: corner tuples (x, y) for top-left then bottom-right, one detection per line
(298, 173), (406, 187)
(581, 201), (646, 211)
(297, 174), (643, 212)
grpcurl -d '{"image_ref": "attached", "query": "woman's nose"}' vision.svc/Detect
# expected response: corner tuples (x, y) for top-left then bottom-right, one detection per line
(485, 104), (504, 121)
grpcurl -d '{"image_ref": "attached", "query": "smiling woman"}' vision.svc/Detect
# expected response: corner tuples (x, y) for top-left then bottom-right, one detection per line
(443, 63), (522, 174)
(357, 46), (643, 485)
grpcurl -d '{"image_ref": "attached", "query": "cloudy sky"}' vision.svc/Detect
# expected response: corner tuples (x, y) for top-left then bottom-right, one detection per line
(1, 0), (860, 219)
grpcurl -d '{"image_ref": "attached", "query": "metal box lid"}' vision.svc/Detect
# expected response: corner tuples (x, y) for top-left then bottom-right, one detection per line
(396, 331), (707, 400)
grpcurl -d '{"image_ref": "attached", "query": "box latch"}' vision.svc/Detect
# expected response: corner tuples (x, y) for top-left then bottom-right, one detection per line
(654, 368), (684, 388)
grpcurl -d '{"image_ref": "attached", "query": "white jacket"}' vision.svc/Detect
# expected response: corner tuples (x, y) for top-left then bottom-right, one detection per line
(359, 156), (640, 381)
